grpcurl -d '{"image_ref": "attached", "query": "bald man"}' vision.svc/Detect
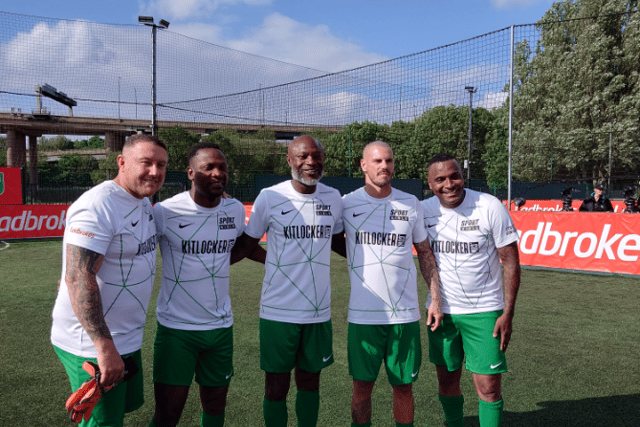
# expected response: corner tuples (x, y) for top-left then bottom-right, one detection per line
(241, 135), (344, 427)
(332, 141), (443, 427)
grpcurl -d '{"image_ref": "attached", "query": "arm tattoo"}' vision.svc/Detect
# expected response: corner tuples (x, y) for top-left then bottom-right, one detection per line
(414, 239), (442, 305)
(65, 244), (111, 343)
(497, 242), (521, 316)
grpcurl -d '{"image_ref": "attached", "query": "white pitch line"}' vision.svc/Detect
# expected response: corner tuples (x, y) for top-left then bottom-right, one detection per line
(0, 241), (10, 251)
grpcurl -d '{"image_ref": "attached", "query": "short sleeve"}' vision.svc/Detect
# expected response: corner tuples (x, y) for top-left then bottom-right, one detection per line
(153, 203), (166, 237)
(412, 199), (428, 244)
(332, 195), (344, 234)
(245, 190), (269, 239)
(489, 198), (518, 248)
(64, 204), (114, 255)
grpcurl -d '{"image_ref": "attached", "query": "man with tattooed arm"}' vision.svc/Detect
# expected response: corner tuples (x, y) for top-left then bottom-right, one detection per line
(421, 153), (521, 427)
(51, 133), (167, 427)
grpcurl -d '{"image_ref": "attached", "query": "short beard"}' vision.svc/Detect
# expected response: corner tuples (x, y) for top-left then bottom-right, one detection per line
(291, 167), (323, 187)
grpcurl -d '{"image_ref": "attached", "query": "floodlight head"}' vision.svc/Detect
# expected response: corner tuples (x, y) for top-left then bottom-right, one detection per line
(138, 16), (154, 24)
(158, 19), (170, 28)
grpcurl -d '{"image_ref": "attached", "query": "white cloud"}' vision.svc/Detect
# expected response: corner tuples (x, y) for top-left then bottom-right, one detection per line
(139, 0), (272, 21)
(483, 91), (508, 109)
(221, 13), (388, 73)
(491, 0), (552, 10)
(169, 22), (224, 42)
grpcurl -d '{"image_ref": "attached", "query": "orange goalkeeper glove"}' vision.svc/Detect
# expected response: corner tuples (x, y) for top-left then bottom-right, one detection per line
(65, 357), (138, 423)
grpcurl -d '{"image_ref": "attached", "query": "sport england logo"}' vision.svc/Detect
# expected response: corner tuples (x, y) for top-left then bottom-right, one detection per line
(0, 172), (4, 196)
(389, 209), (408, 221)
(219, 216), (236, 230)
(316, 204), (333, 216)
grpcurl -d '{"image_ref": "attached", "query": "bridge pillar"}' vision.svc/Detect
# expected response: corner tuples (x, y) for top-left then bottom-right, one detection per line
(27, 134), (42, 187)
(105, 131), (128, 152)
(6, 130), (27, 167)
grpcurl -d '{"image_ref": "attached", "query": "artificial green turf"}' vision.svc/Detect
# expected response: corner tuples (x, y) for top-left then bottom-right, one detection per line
(1, 239), (638, 426)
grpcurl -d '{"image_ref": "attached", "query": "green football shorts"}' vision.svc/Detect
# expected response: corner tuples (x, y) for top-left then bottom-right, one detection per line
(428, 310), (508, 375)
(348, 321), (422, 385)
(259, 318), (333, 374)
(153, 322), (234, 387)
(53, 346), (144, 427)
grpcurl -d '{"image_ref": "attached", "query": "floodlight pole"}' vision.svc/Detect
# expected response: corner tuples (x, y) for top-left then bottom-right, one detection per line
(151, 24), (157, 136)
(465, 86), (477, 183)
(139, 16), (169, 136)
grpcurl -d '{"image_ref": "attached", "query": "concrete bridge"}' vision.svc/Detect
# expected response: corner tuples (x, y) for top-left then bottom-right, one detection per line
(0, 111), (341, 184)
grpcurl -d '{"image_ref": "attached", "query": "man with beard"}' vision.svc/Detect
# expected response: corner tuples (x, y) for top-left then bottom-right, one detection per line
(149, 142), (257, 427)
(332, 141), (443, 427)
(421, 153), (520, 427)
(52, 134), (167, 427)
(241, 135), (344, 427)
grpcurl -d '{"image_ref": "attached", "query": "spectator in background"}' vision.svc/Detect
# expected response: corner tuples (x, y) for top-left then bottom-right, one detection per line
(579, 184), (614, 212)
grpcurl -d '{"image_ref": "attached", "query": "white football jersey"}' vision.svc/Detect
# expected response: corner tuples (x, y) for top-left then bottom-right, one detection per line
(245, 180), (343, 323)
(51, 181), (157, 357)
(342, 187), (427, 325)
(154, 192), (245, 330)
(421, 189), (518, 314)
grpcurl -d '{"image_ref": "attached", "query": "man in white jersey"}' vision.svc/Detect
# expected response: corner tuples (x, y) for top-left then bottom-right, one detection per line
(421, 153), (521, 427)
(51, 134), (167, 427)
(241, 135), (343, 427)
(332, 141), (443, 427)
(149, 142), (258, 427)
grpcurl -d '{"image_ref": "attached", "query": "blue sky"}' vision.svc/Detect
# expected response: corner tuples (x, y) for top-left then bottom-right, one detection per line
(2, 0), (555, 72)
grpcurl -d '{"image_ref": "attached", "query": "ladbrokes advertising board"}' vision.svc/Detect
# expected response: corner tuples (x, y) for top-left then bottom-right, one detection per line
(511, 211), (640, 275)
(0, 205), (68, 239)
(2, 203), (639, 276)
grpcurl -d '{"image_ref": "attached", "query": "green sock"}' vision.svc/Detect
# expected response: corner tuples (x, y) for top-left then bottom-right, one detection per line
(148, 419), (156, 427)
(201, 411), (225, 427)
(264, 396), (288, 427)
(396, 422), (414, 427)
(351, 422), (372, 427)
(478, 398), (503, 427)
(439, 394), (464, 427)
(296, 389), (319, 427)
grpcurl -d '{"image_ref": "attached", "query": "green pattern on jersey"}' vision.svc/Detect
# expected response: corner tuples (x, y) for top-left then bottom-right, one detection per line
(102, 205), (156, 333)
(424, 209), (494, 308)
(343, 199), (415, 318)
(163, 210), (234, 326)
(262, 195), (332, 317)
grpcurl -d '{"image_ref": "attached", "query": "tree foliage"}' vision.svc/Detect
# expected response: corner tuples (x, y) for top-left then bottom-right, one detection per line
(512, 0), (640, 183)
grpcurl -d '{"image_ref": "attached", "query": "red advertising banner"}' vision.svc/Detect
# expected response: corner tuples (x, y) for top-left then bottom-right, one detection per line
(511, 199), (625, 212)
(511, 211), (640, 275)
(3, 203), (639, 276)
(0, 205), (68, 239)
(0, 167), (23, 205)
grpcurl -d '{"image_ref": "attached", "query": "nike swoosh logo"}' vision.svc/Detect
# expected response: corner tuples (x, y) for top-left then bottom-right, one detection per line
(427, 224), (436, 228)
(352, 212), (365, 217)
(178, 223), (191, 229)
(281, 209), (294, 215)
(490, 362), (503, 369)
(131, 220), (139, 227)
(322, 354), (332, 362)
(411, 371), (419, 378)
(225, 372), (232, 380)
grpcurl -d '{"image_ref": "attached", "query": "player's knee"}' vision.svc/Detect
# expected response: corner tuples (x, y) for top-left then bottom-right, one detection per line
(295, 368), (320, 391)
(265, 372), (291, 401)
(352, 380), (375, 403)
(392, 383), (413, 399)
(200, 385), (229, 415)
